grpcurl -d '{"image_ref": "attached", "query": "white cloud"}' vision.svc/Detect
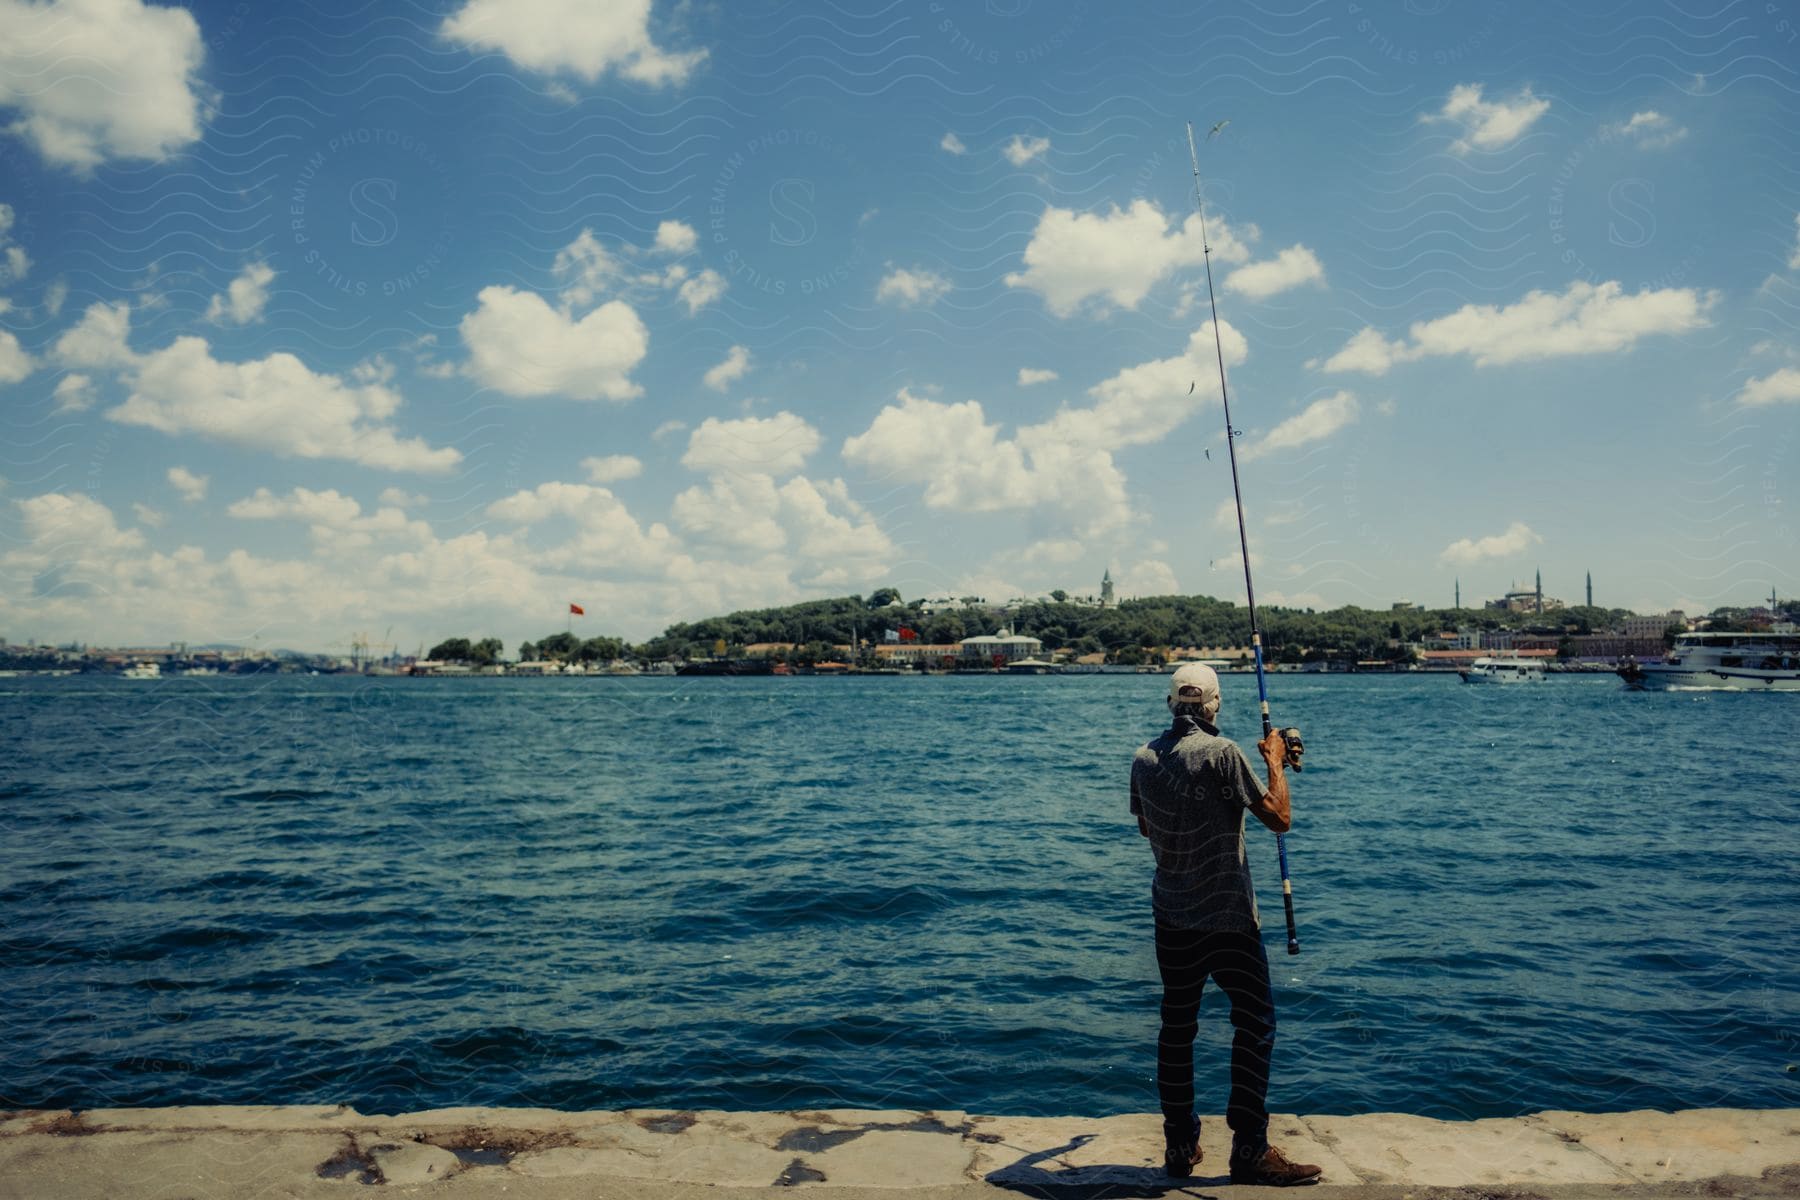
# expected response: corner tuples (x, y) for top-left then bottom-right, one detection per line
(53, 300), (137, 369)
(582, 453), (643, 483)
(459, 285), (648, 401)
(1316, 280), (1715, 374)
(1224, 244), (1325, 300)
(0, 474), (904, 649)
(676, 267), (726, 314)
(1211, 498), (1239, 532)
(1017, 367), (1058, 387)
(1603, 110), (1687, 150)
(227, 486), (433, 549)
(1317, 327), (1406, 375)
(0, 0), (207, 170)
(52, 372), (93, 411)
(551, 229), (624, 309)
(703, 344), (751, 392)
(0, 328), (33, 383)
(1002, 134), (1050, 166)
(166, 465), (207, 502)
(1429, 83), (1550, 153)
(844, 321), (1246, 536)
(0, 205), (27, 284)
(875, 265), (951, 308)
(1440, 521), (1542, 565)
(653, 220), (697, 255)
(682, 412), (820, 478)
(43, 277), (66, 316)
(1737, 367), (1800, 407)
(488, 480), (675, 573)
(11, 490), (143, 563)
(378, 486), (428, 508)
(1004, 199), (1252, 317)
(205, 262), (275, 325)
(671, 472), (893, 568)
(109, 335), (461, 473)
(552, 225), (717, 314)
(940, 131), (966, 155)
(1117, 559), (1178, 599)
(1241, 391), (1360, 461)
(651, 419), (686, 442)
(440, 0), (705, 86)
(131, 502), (165, 528)
(1789, 213), (1800, 271)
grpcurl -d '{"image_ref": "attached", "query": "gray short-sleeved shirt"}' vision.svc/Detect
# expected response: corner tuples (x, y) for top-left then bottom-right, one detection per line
(1130, 714), (1265, 932)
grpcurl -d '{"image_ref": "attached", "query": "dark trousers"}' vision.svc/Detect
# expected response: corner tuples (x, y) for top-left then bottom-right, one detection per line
(1154, 923), (1275, 1150)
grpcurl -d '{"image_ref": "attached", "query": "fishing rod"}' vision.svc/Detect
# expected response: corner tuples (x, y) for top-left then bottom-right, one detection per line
(1185, 120), (1303, 957)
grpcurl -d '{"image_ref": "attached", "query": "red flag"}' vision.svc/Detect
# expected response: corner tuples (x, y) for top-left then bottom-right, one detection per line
(569, 603), (585, 616)
(899, 626), (917, 642)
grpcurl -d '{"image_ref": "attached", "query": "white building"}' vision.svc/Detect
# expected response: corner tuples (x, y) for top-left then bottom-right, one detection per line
(959, 629), (1044, 664)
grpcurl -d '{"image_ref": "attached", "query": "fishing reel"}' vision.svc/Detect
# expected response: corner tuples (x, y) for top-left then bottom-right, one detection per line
(1279, 726), (1304, 772)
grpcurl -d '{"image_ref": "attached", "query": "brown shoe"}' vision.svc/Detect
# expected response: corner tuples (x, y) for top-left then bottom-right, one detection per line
(1229, 1144), (1322, 1186)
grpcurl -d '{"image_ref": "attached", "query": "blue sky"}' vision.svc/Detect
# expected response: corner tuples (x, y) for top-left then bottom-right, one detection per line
(0, 0), (1796, 650)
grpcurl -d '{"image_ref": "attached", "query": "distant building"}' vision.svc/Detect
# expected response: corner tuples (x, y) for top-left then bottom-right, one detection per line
(959, 628), (1044, 664)
(1620, 611), (1686, 639)
(1424, 628), (1479, 650)
(1485, 569), (1564, 614)
(872, 644), (961, 667)
(1100, 569), (1116, 608)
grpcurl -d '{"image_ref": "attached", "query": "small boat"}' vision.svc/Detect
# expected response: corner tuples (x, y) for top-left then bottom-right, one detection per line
(1619, 631), (1800, 691)
(1458, 656), (1546, 684)
(122, 662), (161, 679)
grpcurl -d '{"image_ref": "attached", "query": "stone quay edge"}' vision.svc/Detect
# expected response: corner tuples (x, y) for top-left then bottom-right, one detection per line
(1, 1104), (1796, 1199)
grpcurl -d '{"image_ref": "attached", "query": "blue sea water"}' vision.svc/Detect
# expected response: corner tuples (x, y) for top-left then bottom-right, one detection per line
(1, 672), (1795, 1120)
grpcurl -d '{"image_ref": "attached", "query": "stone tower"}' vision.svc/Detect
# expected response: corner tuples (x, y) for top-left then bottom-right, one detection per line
(1100, 568), (1115, 608)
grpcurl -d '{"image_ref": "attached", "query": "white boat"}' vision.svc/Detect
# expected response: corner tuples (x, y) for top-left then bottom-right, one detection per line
(1619, 631), (1800, 691)
(1458, 656), (1546, 684)
(122, 662), (161, 679)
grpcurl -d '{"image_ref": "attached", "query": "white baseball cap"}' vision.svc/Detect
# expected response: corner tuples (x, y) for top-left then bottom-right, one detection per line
(1168, 662), (1220, 707)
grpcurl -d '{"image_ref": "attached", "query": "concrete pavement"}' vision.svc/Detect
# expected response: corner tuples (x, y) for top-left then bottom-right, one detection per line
(1, 1104), (1796, 1198)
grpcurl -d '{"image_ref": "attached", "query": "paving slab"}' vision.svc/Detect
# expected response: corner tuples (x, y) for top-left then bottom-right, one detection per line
(0, 1128), (344, 1198)
(1302, 1112), (1635, 1186)
(365, 1136), (464, 1184)
(1530, 1107), (1800, 1182)
(801, 1128), (976, 1187)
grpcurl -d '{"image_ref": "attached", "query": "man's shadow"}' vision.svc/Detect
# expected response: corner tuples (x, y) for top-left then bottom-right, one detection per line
(983, 1133), (1225, 1199)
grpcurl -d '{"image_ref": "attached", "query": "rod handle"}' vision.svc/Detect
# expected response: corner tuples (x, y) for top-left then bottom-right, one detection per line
(1276, 832), (1299, 956)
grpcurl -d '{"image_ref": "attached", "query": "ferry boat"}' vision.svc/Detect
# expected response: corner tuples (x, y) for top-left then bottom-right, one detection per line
(122, 662), (161, 679)
(1458, 656), (1546, 684)
(1618, 631), (1800, 691)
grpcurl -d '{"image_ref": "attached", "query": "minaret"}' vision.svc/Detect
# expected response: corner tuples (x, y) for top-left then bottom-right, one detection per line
(1535, 568), (1543, 613)
(1455, 578), (1460, 609)
(1586, 572), (1592, 608)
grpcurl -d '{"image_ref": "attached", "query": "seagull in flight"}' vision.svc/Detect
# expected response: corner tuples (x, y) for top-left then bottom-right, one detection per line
(1207, 120), (1230, 140)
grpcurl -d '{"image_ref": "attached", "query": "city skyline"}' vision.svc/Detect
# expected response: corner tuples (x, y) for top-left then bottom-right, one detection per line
(0, 1), (1796, 649)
